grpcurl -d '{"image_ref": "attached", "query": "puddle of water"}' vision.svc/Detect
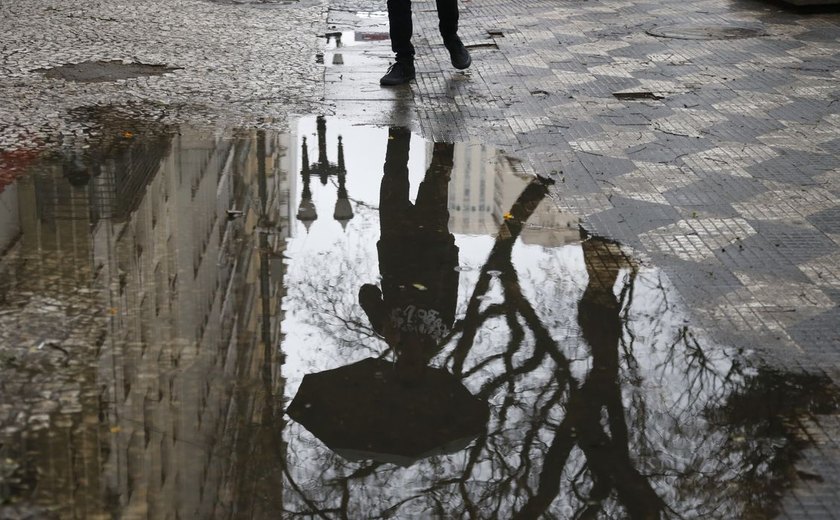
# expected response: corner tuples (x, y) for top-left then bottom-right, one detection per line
(356, 11), (389, 18)
(37, 60), (179, 83)
(0, 116), (837, 519)
(323, 30), (391, 69)
(646, 24), (767, 40)
(205, 0), (318, 6)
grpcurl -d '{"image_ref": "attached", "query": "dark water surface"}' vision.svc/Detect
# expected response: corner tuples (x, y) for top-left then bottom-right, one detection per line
(0, 116), (837, 519)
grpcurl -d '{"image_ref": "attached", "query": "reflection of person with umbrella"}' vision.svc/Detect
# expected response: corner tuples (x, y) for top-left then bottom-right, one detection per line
(358, 126), (459, 383)
(287, 127), (487, 467)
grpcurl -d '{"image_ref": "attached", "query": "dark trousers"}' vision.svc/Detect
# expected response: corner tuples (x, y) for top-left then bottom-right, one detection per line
(388, 0), (460, 61)
(377, 127), (458, 332)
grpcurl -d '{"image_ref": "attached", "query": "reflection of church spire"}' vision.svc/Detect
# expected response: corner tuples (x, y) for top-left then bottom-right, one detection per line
(334, 136), (353, 230)
(296, 136), (317, 232)
(297, 116), (354, 231)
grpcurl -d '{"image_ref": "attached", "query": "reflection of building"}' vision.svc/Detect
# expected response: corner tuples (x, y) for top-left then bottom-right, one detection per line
(1, 123), (294, 518)
(445, 143), (580, 244)
(446, 142), (493, 236)
(0, 182), (19, 254)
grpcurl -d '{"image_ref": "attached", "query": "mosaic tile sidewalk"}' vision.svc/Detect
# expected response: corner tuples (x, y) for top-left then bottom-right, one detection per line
(323, 0), (840, 517)
(327, 0), (840, 373)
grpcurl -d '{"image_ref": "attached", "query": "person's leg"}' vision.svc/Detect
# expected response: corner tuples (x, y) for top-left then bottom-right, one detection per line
(382, 0), (416, 85)
(435, 0), (471, 69)
(387, 0), (415, 62)
(414, 142), (454, 234)
(435, 0), (459, 40)
(380, 127), (413, 236)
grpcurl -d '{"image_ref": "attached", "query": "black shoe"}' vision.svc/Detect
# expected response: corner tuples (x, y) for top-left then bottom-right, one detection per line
(444, 36), (471, 70)
(380, 61), (415, 86)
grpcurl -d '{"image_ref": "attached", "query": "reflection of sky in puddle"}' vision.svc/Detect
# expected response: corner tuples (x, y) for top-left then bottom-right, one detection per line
(325, 30), (389, 51)
(356, 11), (388, 17)
(323, 29), (390, 67)
(0, 115), (837, 519)
(279, 118), (837, 519)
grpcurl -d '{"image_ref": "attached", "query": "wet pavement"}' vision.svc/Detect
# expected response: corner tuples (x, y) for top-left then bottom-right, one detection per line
(0, 0), (323, 153)
(3, 0), (840, 518)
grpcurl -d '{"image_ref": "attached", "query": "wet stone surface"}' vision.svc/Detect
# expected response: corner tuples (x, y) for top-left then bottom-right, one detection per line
(0, 0), (325, 153)
(1, 116), (839, 518)
(207, 0), (312, 4)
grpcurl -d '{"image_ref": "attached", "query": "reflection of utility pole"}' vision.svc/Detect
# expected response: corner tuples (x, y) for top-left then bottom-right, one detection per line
(312, 115), (344, 186)
(296, 116), (354, 231)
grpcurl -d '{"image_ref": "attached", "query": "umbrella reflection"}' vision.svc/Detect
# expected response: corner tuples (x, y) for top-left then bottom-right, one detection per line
(287, 358), (488, 466)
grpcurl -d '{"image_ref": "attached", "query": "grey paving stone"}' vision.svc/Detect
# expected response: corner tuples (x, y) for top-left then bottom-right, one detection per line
(788, 307), (840, 359)
(807, 206), (840, 235)
(748, 150), (838, 182)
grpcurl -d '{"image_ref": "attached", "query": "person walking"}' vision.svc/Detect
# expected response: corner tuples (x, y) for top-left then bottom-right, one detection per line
(380, 0), (471, 86)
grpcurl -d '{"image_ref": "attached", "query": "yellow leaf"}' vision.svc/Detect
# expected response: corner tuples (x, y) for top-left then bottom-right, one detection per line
(122, 131), (134, 138)
(503, 212), (514, 220)
(107, 307), (118, 315)
(412, 283), (427, 291)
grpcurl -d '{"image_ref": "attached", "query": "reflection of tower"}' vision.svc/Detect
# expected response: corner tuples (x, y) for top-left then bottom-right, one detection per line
(297, 116), (354, 231)
(333, 148), (353, 230)
(296, 137), (317, 231)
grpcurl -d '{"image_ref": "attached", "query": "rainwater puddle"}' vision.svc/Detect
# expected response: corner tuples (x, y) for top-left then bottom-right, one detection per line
(323, 29), (391, 69)
(37, 60), (180, 83)
(205, 0), (317, 7)
(0, 116), (838, 518)
(646, 24), (767, 40)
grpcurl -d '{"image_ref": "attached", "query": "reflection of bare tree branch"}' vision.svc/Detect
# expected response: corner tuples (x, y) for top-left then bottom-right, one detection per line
(282, 169), (836, 519)
(450, 179), (553, 377)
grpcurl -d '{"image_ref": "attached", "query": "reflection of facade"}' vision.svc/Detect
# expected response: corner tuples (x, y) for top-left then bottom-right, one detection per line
(445, 143), (580, 244)
(2, 124), (293, 518)
(445, 142), (492, 235)
(0, 182), (19, 253)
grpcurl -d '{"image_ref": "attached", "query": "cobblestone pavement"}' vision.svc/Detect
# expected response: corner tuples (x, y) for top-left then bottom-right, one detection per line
(321, 0), (840, 517)
(0, 0), (325, 153)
